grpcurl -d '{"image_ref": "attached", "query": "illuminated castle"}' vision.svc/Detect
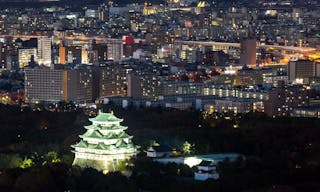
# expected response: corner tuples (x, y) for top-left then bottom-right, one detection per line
(72, 110), (137, 172)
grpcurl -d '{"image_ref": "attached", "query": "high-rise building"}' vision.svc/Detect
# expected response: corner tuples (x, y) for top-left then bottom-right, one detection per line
(67, 46), (82, 64)
(99, 65), (128, 98)
(37, 37), (52, 67)
(59, 44), (82, 65)
(25, 68), (93, 103)
(0, 43), (6, 69)
(59, 42), (66, 64)
(18, 48), (37, 68)
(139, 74), (162, 98)
(92, 42), (108, 62)
(6, 53), (19, 70)
(240, 39), (256, 67)
(127, 72), (142, 98)
(264, 83), (310, 117)
(98, 5), (107, 21)
(81, 48), (89, 64)
(107, 39), (123, 61)
(288, 59), (320, 84)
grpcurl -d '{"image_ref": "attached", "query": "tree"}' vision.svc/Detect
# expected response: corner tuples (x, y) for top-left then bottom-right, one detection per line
(182, 141), (195, 155)
(20, 158), (33, 168)
(45, 151), (61, 164)
(14, 166), (56, 192)
(0, 154), (23, 169)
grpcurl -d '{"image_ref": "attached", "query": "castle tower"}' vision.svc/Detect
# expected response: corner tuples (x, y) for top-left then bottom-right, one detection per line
(72, 110), (138, 172)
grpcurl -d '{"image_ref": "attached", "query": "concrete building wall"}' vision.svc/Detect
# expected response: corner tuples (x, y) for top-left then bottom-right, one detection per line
(127, 72), (142, 98)
(288, 60), (319, 84)
(240, 39), (256, 66)
(25, 69), (64, 102)
(37, 37), (52, 67)
(25, 69), (93, 103)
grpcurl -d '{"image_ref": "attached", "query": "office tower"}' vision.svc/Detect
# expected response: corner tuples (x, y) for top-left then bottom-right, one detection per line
(25, 68), (93, 103)
(81, 48), (89, 64)
(67, 46), (82, 64)
(127, 72), (142, 98)
(240, 39), (256, 67)
(59, 42), (66, 64)
(288, 59), (320, 84)
(59, 44), (82, 65)
(107, 39), (123, 61)
(123, 36), (136, 58)
(6, 53), (19, 70)
(98, 5), (107, 21)
(0, 43), (5, 69)
(264, 83), (310, 117)
(92, 42), (108, 62)
(99, 65), (128, 98)
(37, 37), (52, 67)
(18, 48), (37, 68)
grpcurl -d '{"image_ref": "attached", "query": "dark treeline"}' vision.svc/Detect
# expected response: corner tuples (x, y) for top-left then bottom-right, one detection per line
(0, 104), (320, 191)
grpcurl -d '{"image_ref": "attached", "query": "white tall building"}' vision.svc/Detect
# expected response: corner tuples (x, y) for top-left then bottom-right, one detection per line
(37, 37), (52, 67)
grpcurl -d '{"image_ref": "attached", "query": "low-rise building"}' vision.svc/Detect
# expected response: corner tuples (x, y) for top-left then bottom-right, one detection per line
(194, 160), (220, 181)
(291, 106), (320, 118)
(204, 98), (264, 114)
(146, 145), (173, 158)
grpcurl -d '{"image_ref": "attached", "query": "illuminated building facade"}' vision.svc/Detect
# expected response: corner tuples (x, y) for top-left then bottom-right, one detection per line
(167, 0), (180, 8)
(288, 59), (320, 84)
(99, 64), (128, 98)
(37, 37), (52, 67)
(0, 43), (6, 69)
(66, 46), (82, 64)
(107, 39), (123, 61)
(58, 43), (83, 65)
(92, 42), (108, 62)
(72, 111), (137, 172)
(25, 68), (93, 103)
(143, 4), (158, 15)
(18, 48), (37, 68)
(264, 83), (310, 117)
(59, 42), (66, 64)
(204, 98), (264, 114)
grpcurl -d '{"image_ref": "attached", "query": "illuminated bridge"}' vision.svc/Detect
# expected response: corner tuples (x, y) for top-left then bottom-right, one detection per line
(174, 40), (317, 53)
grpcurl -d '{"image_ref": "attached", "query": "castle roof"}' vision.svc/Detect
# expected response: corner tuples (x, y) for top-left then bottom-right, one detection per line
(84, 124), (128, 130)
(80, 130), (132, 140)
(89, 111), (123, 123)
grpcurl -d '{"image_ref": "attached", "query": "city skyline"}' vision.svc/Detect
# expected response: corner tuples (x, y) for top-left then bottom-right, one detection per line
(0, 0), (320, 191)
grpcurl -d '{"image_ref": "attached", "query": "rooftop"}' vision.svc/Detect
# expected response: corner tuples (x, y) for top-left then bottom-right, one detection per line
(149, 145), (173, 152)
(89, 110), (123, 123)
